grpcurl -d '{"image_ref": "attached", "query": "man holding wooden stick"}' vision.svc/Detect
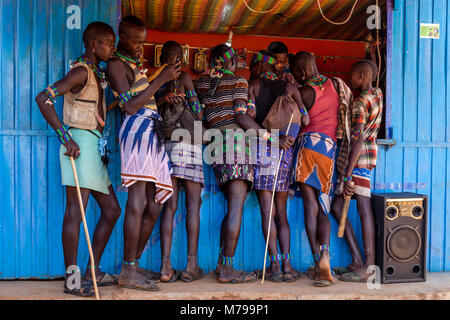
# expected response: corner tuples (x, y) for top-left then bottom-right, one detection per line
(331, 60), (384, 282)
(245, 50), (308, 282)
(35, 22), (121, 297)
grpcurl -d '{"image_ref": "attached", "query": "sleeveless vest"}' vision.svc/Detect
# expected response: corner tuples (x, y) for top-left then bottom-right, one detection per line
(63, 62), (106, 130)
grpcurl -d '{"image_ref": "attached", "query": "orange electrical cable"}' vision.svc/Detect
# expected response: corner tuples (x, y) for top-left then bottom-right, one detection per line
(317, 0), (359, 25)
(242, 0), (282, 14)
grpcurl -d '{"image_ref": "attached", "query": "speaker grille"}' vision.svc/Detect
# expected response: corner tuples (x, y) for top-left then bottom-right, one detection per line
(387, 225), (421, 262)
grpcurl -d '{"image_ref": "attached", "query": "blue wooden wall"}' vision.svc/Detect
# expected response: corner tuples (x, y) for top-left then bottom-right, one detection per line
(0, 0), (449, 280)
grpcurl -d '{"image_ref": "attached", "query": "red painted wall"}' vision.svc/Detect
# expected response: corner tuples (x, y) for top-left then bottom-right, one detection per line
(143, 29), (366, 84)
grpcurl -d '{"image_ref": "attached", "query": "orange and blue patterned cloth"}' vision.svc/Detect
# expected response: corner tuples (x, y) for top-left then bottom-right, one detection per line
(291, 132), (337, 214)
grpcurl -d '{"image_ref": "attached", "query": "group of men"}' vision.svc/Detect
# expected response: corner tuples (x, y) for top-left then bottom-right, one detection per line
(35, 15), (383, 297)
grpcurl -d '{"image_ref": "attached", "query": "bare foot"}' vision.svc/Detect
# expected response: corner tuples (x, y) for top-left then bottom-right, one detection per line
(160, 257), (178, 282)
(317, 251), (334, 283)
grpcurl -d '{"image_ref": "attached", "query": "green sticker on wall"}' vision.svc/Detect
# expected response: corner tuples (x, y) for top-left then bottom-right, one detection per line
(420, 23), (440, 39)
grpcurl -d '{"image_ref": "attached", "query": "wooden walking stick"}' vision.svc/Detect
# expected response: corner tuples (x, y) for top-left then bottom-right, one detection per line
(69, 156), (100, 300)
(338, 180), (355, 238)
(261, 114), (294, 285)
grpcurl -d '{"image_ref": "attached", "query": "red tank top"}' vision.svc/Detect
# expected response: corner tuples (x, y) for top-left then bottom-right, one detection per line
(300, 78), (339, 142)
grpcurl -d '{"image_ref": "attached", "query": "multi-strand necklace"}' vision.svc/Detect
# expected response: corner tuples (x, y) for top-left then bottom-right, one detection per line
(259, 71), (279, 81)
(74, 56), (107, 89)
(307, 74), (328, 91)
(115, 51), (147, 75)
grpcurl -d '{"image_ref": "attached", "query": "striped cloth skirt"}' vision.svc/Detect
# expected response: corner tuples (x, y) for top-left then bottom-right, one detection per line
(253, 138), (293, 192)
(164, 140), (204, 185)
(336, 167), (372, 198)
(119, 108), (173, 204)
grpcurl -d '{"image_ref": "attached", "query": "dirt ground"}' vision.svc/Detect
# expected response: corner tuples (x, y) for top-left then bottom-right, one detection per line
(1, 272), (449, 300)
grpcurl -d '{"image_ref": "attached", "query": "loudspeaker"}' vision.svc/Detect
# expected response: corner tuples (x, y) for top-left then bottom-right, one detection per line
(372, 192), (427, 283)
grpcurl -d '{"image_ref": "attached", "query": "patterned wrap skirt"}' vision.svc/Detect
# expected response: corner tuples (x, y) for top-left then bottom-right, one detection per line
(164, 140), (204, 185)
(211, 132), (254, 190)
(119, 108), (173, 204)
(336, 167), (372, 198)
(253, 138), (293, 192)
(291, 132), (337, 214)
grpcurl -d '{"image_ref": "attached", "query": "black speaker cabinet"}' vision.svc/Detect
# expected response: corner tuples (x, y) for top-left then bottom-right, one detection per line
(372, 192), (427, 284)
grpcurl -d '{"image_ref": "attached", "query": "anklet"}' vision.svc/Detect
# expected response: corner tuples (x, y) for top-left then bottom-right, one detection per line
(320, 244), (329, 253)
(269, 254), (279, 263)
(281, 253), (292, 261)
(313, 253), (320, 263)
(123, 260), (136, 266)
(222, 256), (233, 266)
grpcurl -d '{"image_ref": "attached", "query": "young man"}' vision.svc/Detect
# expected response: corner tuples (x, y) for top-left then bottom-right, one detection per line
(242, 51), (308, 282)
(267, 41), (298, 87)
(156, 41), (205, 282)
(35, 22), (120, 297)
(196, 44), (257, 284)
(290, 51), (341, 287)
(106, 15), (181, 291)
(331, 60), (383, 282)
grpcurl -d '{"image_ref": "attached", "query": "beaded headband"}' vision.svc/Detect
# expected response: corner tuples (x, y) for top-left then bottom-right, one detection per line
(218, 47), (236, 63)
(252, 53), (276, 65)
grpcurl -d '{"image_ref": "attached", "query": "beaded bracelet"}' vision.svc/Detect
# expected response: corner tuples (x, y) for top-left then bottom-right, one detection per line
(300, 107), (308, 116)
(189, 99), (203, 115)
(247, 99), (256, 111)
(44, 84), (61, 106)
(118, 91), (137, 107)
(186, 89), (197, 98)
(56, 125), (72, 145)
(343, 176), (353, 182)
(352, 129), (364, 138)
(235, 105), (247, 115)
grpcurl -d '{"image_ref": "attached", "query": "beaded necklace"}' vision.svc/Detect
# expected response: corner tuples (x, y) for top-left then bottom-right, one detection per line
(360, 88), (376, 97)
(259, 71), (279, 81)
(306, 74), (328, 91)
(115, 51), (147, 74)
(74, 56), (107, 89)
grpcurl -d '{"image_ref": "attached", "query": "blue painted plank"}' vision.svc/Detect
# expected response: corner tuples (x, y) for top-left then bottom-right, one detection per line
(417, 0), (432, 142)
(1, 0), (15, 130)
(391, 0), (405, 141)
(32, 136), (48, 277)
(430, 148), (446, 271)
(402, 0), (419, 142)
(445, 149), (450, 271)
(2, 137), (16, 278)
(30, 0), (51, 277)
(403, 148), (417, 193)
(431, 0), (447, 143)
(417, 148), (432, 271)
